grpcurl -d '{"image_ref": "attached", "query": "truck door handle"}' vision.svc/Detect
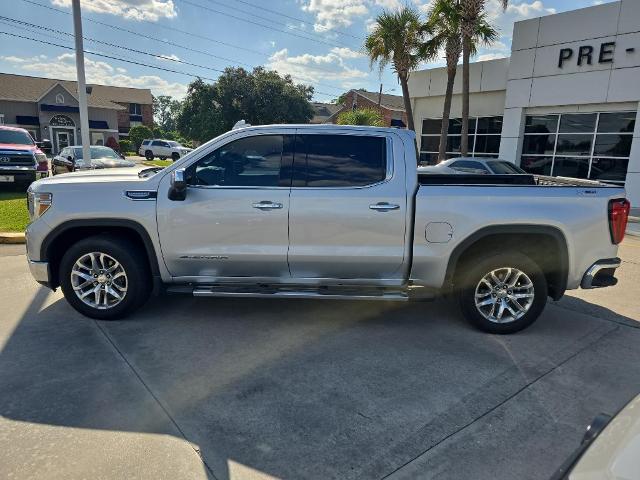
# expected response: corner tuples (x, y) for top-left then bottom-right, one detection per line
(252, 201), (283, 210)
(369, 202), (400, 211)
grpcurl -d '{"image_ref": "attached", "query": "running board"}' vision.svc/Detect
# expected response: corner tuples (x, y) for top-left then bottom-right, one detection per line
(190, 287), (409, 301)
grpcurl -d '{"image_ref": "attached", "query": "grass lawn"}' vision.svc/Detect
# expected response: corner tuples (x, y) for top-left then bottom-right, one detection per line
(0, 191), (29, 232)
(145, 159), (172, 167)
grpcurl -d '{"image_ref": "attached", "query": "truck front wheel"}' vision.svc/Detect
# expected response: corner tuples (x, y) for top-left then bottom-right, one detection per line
(457, 252), (548, 334)
(59, 236), (151, 320)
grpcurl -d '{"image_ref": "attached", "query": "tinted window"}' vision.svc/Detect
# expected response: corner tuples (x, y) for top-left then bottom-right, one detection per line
(598, 112), (635, 133)
(552, 157), (590, 178)
(450, 160), (490, 173)
(188, 135), (284, 187)
(487, 161), (526, 174)
(476, 117), (503, 134)
(558, 114), (597, 133)
(474, 135), (501, 154)
(422, 119), (441, 134)
(0, 129), (34, 145)
(594, 134), (632, 157)
(523, 135), (555, 155)
(297, 134), (386, 187)
(525, 115), (558, 134)
(520, 156), (552, 175)
(555, 134), (592, 156)
(74, 146), (120, 159)
(590, 158), (628, 182)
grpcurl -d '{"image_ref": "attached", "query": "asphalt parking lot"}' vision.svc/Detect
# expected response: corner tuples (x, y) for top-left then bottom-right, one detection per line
(1, 238), (639, 480)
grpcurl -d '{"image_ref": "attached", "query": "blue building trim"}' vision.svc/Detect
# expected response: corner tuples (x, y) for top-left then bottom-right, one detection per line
(16, 115), (40, 125)
(40, 104), (79, 113)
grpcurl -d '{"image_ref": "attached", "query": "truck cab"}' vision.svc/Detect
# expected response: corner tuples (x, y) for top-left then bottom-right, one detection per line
(0, 126), (49, 189)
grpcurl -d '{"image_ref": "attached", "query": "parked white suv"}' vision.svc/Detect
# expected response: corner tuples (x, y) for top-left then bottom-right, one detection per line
(139, 139), (192, 161)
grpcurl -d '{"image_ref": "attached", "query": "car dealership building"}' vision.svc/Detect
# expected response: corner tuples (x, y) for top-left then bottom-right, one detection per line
(409, 0), (640, 206)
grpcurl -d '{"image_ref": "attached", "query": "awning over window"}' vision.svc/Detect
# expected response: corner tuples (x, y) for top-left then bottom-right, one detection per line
(41, 104), (79, 113)
(89, 120), (109, 129)
(16, 115), (40, 125)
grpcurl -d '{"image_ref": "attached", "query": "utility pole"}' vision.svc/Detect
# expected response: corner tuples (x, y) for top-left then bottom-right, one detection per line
(377, 83), (383, 106)
(72, 0), (91, 165)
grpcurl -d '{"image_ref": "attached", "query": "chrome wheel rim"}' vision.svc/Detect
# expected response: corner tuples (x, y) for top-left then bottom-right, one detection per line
(474, 267), (534, 324)
(71, 252), (128, 310)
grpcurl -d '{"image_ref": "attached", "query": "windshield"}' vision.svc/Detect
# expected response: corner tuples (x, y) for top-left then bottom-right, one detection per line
(0, 129), (35, 145)
(74, 146), (120, 159)
(487, 161), (527, 174)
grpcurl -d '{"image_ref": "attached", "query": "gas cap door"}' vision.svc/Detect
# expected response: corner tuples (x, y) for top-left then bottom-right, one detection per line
(425, 222), (453, 243)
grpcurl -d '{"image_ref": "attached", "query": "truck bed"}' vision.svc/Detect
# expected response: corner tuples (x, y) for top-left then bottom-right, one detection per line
(418, 173), (623, 188)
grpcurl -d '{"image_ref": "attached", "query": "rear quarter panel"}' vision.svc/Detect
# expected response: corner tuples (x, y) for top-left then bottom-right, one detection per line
(411, 184), (625, 290)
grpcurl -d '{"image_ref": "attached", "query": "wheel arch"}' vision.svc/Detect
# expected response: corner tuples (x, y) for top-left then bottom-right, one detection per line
(41, 219), (161, 290)
(445, 224), (569, 300)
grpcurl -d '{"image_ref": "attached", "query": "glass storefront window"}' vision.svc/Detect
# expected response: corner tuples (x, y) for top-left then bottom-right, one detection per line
(558, 113), (597, 133)
(520, 156), (553, 175)
(525, 115), (558, 134)
(590, 158), (629, 182)
(555, 134), (593, 156)
(552, 157), (590, 178)
(419, 116), (502, 165)
(520, 111), (635, 184)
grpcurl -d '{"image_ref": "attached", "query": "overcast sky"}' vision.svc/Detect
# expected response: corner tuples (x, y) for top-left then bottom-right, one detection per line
(0, 0), (616, 102)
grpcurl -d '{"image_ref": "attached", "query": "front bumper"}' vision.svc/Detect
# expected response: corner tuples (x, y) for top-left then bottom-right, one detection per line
(0, 166), (37, 184)
(28, 259), (51, 288)
(581, 258), (621, 289)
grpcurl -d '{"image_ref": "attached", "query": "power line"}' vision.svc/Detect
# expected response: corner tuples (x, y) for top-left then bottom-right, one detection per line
(228, 0), (362, 41)
(18, 0), (350, 93)
(201, 0), (360, 45)
(176, 0), (347, 49)
(0, 29), (339, 99)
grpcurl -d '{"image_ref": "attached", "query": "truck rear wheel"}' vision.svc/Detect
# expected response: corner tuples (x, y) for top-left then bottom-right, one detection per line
(59, 235), (151, 320)
(457, 252), (547, 334)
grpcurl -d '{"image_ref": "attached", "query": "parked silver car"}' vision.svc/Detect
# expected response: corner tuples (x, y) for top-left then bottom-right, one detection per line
(419, 157), (528, 175)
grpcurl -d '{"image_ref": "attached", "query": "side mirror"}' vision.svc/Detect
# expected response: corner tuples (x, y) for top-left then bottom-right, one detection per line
(169, 168), (187, 201)
(67, 155), (74, 163)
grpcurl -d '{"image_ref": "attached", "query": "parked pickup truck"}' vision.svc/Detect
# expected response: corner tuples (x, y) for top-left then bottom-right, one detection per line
(25, 125), (630, 333)
(0, 126), (49, 188)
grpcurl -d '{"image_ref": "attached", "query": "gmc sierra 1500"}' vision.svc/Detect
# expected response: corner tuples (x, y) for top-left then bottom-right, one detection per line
(25, 125), (630, 333)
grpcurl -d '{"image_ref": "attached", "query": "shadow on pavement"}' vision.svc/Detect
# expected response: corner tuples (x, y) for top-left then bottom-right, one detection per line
(1, 289), (640, 480)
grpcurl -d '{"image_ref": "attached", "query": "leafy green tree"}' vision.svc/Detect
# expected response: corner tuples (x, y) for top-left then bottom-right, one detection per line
(176, 78), (224, 143)
(128, 125), (153, 151)
(153, 95), (182, 132)
(177, 68), (314, 143)
(459, 0), (508, 154)
(364, 7), (431, 132)
(119, 139), (132, 154)
(427, 0), (497, 161)
(337, 108), (384, 126)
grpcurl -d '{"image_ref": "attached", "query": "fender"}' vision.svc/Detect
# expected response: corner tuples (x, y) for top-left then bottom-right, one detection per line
(443, 224), (569, 300)
(40, 218), (162, 278)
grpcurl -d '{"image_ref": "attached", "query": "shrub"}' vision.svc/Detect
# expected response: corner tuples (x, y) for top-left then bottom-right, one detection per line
(337, 108), (385, 127)
(119, 139), (132, 153)
(129, 125), (153, 150)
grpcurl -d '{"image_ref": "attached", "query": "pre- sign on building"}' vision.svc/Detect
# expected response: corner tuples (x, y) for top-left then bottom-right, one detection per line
(409, 0), (640, 207)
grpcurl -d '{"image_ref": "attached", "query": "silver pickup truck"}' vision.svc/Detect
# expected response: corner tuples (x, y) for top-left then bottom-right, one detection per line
(25, 125), (631, 334)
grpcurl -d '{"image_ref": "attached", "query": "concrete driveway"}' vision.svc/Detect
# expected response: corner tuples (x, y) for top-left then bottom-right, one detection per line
(1, 238), (639, 480)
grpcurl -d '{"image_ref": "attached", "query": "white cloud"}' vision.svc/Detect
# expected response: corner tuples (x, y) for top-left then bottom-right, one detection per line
(301, 0), (369, 32)
(476, 52), (508, 61)
(2, 53), (187, 98)
(266, 48), (368, 89)
(330, 47), (364, 59)
(51, 0), (177, 22)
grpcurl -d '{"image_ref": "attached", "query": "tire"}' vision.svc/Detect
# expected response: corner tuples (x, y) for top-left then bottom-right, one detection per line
(59, 235), (151, 320)
(145, 150), (154, 161)
(457, 252), (548, 334)
(171, 152), (180, 162)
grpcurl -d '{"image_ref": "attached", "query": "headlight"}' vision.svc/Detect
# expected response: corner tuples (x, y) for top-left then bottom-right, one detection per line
(27, 190), (52, 221)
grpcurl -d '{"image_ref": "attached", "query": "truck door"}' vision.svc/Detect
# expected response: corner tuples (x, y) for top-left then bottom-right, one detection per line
(288, 132), (407, 282)
(157, 133), (292, 279)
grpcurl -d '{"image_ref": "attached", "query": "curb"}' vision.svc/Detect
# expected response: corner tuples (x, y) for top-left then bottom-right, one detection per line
(0, 232), (26, 244)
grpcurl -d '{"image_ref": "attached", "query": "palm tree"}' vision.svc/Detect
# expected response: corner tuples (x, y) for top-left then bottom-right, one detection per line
(364, 7), (431, 132)
(460, 0), (508, 155)
(427, 0), (498, 161)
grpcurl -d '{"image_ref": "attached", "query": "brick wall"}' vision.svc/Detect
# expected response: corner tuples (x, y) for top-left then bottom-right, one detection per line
(331, 91), (407, 127)
(141, 104), (153, 127)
